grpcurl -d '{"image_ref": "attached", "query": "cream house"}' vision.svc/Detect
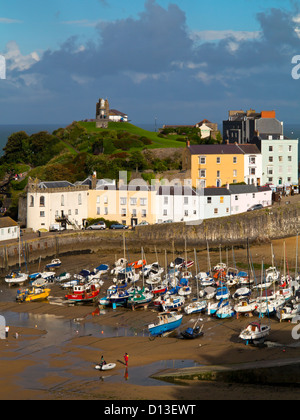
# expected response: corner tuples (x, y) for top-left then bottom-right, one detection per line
(0, 217), (19, 241)
(26, 178), (89, 231)
(88, 181), (156, 226)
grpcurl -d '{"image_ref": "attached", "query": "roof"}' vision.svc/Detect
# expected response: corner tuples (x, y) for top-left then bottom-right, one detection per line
(0, 217), (18, 228)
(188, 144), (260, 155)
(157, 186), (197, 196)
(39, 181), (74, 189)
(109, 109), (127, 117)
(228, 184), (259, 194)
(204, 188), (230, 196)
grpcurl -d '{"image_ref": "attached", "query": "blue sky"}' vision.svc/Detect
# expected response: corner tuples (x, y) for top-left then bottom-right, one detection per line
(1, 0), (300, 127)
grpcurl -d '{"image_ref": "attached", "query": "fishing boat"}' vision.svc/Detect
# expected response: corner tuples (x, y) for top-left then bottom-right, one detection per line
(148, 311), (183, 337)
(45, 258), (61, 269)
(162, 295), (185, 311)
(5, 270), (28, 286)
(16, 287), (51, 302)
(108, 289), (130, 307)
(65, 282), (100, 304)
(184, 300), (207, 315)
(239, 322), (270, 342)
(180, 324), (204, 339)
(127, 288), (153, 309)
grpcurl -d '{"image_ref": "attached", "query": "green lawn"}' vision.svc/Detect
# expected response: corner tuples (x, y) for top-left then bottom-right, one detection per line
(78, 121), (186, 149)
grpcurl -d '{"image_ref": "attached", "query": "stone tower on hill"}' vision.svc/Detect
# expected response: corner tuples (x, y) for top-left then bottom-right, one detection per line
(96, 98), (109, 128)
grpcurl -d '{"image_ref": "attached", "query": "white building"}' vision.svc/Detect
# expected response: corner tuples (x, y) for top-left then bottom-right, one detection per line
(26, 179), (89, 232)
(109, 109), (128, 122)
(260, 135), (299, 187)
(201, 188), (231, 219)
(0, 217), (19, 241)
(156, 186), (200, 223)
(240, 145), (262, 186)
(228, 184), (272, 215)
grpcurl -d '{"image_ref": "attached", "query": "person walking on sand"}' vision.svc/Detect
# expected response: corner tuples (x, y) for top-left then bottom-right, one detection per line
(124, 352), (129, 367)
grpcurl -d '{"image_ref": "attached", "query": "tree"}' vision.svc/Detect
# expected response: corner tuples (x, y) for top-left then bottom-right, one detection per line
(3, 131), (29, 163)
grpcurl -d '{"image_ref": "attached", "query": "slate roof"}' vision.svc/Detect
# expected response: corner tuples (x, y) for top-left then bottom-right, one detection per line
(188, 144), (260, 155)
(39, 181), (74, 189)
(204, 188), (231, 196)
(156, 186), (197, 196)
(0, 217), (18, 228)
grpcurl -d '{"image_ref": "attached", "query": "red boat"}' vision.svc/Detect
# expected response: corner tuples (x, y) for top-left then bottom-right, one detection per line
(65, 283), (100, 304)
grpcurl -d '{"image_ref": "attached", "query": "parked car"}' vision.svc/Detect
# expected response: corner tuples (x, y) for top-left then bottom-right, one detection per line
(86, 221), (106, 230)
(247, 204), (263, 212)
(136, 221), (149, 226)
(110, 223), (129, 230)
(163, 219), (173, 223)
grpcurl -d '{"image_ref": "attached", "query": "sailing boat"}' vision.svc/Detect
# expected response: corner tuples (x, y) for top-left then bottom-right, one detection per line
(184, 249), (207, 315)
(239, 261), (271, 343)
(5, 233), (28, 286)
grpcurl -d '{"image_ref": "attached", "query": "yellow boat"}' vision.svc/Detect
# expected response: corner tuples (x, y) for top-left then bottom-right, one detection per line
(16, 287), (51, 302)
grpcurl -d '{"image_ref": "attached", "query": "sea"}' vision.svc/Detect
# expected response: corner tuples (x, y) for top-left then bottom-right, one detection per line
(0, 122), (299, 156)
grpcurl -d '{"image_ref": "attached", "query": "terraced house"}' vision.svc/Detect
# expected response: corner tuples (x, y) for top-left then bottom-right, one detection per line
(182, 143), (262, 188)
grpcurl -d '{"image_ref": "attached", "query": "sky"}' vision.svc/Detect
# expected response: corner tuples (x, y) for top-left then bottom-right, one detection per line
(1, 0), (300, 128)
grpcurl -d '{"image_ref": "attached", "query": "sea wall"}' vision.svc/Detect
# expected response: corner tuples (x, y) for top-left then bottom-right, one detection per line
(1, 201), (300, 270)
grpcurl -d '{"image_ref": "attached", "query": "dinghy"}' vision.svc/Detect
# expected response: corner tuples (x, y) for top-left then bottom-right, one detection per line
(95, 362), (116, 371)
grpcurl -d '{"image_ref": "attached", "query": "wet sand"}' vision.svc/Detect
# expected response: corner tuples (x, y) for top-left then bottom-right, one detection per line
(1, 235), (300, 400)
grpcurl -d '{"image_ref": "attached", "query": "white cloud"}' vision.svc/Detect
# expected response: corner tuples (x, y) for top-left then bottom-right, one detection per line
(0, 17), (22, 24)
(191, 30), (261, 43)
(4, 41), (40, 71)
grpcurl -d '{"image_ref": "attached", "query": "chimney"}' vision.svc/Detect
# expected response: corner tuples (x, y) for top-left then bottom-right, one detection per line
(91, 171), (97, 189)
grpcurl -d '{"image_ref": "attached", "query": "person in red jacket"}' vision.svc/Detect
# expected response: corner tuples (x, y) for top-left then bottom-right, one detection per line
(124, 352), (129, 366)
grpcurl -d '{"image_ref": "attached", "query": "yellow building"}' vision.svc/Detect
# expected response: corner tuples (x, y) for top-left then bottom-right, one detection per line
(182, 143), (259, 188)
(87, 183), (156, 226)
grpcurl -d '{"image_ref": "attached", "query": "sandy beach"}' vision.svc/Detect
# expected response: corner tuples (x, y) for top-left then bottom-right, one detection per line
(1, 235), (300, 400)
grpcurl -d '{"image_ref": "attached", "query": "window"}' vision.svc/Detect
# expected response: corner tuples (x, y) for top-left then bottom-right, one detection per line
(184, 197), (189, 205)
(121, 208), (126, 217)
(226, 208), (229, 213)
(132, 209), (137, 217)
(199, 169), (206, 178)
(68, 209), (71, 215)
(289, 145), (292, 152)
(287, 177), (292, 182)
(78, 193), (82, 205)
(163, 209), (168, 216)
(235, 195), (238, 200)
(217, 170), (220, 177)
(130, 197), (137, 205)
(269, 146), (273, 152)
(269, 156), (273, 162)
(75, 209), (78, 215)
(233, 157), (237, 164)
(142, 209), (147, 217)
(249, 156), (256, 165)
(288, 156), (292, 161)
(207, 197), (212, 204)
(120, 197), (127, 205)
(55, 210), (59, 217)
(199, 156), (206, 164)
(39, 196), (45, 207)
(216, 157), (221, 164)
(40, 211), (45, 217)
(164, 197), (168, 205)
(268, 177), (273, 182)
(250, 168), (256, 175)
(184, 210), (188, 216)
(233, 170), (237, 177)
(104, 207), (108, 215)
(278, 156), (283, 162)
(96, 196), (100, 204)
(103, 195), (108, 204)
(29, 196), (34, 207)
(61, 195), (64, 206)
(97, 207), (100, 215)
(252, 193), (255, 198)
(220, 196), (224, 203)
(214, 208), (218, 214)
(140, 198), (147, 206)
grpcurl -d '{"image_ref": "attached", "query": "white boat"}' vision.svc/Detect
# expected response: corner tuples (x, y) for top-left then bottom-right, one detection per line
(45, 258), (61, 269)
(199, 286), (216, 300)
(239, 322), (270, 342)
(55, 272), (71, 282)
(265, 266), (280, 282)
(216, 301), (235, 319)
(95, 362), (116, 371)
(5, 270), (28, 286)
(234, 298), (258, 314)
(31, 271), (55, 287)
(178, 285), (192, 296)
(184, 300), (207, 315)
(162, 295), (185, 311)
(276, 301), (300, 321)
(233, 287), (251, 300)
(255, 296), (285, 315)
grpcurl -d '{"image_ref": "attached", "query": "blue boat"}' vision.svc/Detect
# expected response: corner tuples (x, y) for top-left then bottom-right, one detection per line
(45, 258), (61, 269)
(148, 311), (183, 337)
